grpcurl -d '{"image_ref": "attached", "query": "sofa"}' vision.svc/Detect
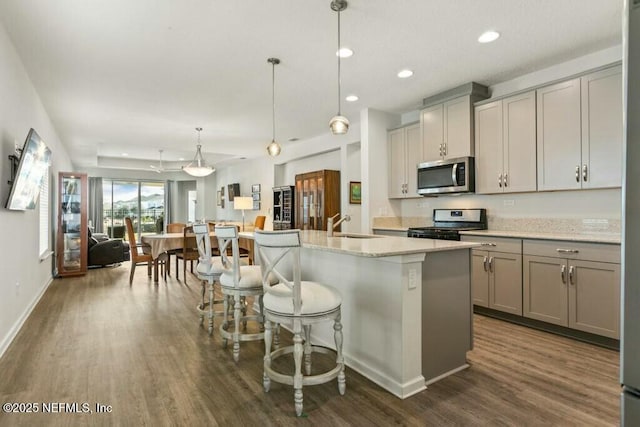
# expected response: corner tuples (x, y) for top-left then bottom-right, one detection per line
(88, 229), (130, 267)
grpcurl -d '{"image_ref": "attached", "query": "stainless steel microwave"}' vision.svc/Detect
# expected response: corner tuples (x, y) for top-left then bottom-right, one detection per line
(417, 156), (475, 195)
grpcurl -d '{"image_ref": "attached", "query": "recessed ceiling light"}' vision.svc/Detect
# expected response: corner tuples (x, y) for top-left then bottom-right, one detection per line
(397, 69), (413, 79)
(178, 157), (185, 161)
(122, 153), (128, 156)
(478, 30), (500, 43)
(345, 95), (359, 102)
(288, 137), (299, 142)
(336, 47), (353, 58)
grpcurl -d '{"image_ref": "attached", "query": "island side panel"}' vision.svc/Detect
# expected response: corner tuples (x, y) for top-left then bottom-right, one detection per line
(300, 247), (427, 398)
(421, 248), (473, 384)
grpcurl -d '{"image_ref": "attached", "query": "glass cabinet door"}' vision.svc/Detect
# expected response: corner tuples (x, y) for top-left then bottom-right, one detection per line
(57, 172), (87, 276)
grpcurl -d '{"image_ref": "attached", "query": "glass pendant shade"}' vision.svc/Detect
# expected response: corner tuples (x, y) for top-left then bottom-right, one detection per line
(183, 128), (214, 177)
(182, 143), (215, 177)
(267, 139), (281, 156)
(329, 114), (350, 135)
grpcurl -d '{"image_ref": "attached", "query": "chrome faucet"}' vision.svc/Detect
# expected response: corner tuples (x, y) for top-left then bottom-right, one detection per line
(327, 213), (351, 237)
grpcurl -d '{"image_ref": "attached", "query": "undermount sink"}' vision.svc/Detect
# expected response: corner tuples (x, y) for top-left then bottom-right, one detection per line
(334, 233), (381, 239)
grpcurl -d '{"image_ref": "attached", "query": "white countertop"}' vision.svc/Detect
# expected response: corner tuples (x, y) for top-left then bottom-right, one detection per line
(245, 230), (478, 258)
(460, 229), (621, 244)
(304, 231), (479, 257)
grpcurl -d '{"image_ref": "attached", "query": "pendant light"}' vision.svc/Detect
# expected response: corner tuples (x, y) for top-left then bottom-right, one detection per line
(182, 127), (215, 177)
(266, 57), (282, 156)
(329, 0), (349, 135)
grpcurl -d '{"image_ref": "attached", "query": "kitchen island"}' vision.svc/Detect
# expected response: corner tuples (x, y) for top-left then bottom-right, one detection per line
(250, 229), (479, 399)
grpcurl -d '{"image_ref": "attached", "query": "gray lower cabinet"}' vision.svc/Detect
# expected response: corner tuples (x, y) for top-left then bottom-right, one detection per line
(523, 239), (621, 339)
(463, 236), (523, 315)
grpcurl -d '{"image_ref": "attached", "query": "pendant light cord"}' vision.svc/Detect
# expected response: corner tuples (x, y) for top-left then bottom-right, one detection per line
(337, 9), (342, 115)
(272, 60), (276, 142)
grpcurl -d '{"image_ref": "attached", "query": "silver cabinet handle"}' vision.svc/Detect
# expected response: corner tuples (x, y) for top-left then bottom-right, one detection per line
(569, 265), (575, 285)
(556, 248), (579, 254)
(483, 256), (488, 272)
(498, 173), (503, 188)
(504, 173), (508, 187)
(481, 242), (497, 247)
(488, 256), (494, 273)
(561, 264), (567, 284)
(443, 143), (447, 156)
(575, 165), (580, 182)
(582, 164), (588, 182)
(439, 144), (443, 157)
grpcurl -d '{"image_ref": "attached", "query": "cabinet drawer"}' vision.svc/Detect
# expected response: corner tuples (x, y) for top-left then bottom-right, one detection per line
(461, 235), (522, 253)
(522, 239), (620, 263)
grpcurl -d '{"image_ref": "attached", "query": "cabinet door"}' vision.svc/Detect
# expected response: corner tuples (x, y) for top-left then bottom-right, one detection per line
(523, 255), (568, 326)
(388, 128), (407, 198)
(474, 100), (503, 194)
(444, 95), (473, 159)
(581, 66), (623, 189)
(568, 260), (620, 339)
(490, 252), (523, 315)
(503, 91), (537, 193)
(57, 173), (88, 277)
(536, 79), (582, 191)
(471, 250), (489, 307)
(404, 123), (422, 197)
(421, 103), (444, 161)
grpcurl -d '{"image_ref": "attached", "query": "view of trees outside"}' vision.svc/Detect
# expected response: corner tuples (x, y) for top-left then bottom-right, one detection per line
(102, 180), (165, 239)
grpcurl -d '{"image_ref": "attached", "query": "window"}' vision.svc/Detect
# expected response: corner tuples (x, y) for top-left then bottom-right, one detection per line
(102, 179), (165, 240)
(39, 172), (50, 258)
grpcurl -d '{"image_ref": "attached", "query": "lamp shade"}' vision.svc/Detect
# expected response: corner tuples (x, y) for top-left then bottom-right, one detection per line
(233, 196), (253, 210)
(329, 114), (350, 135)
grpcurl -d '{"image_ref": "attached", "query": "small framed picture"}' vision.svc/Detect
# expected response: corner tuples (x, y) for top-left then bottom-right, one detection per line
(252, 192), (260, 201)
(251, 184), (261, 193)
(253, 201), (260, 210)
(216, 191), (222, 206)
(349, 181), (361, 204)
(220, 186), (225, 196)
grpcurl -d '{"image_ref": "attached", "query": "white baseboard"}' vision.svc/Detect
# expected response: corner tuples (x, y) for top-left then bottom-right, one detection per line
(0, 277), (53, 359)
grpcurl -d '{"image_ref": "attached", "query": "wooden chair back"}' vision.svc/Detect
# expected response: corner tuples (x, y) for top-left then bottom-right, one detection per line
(125, 217), (149, 263)
(254, 215), (266, 230)
(167, 222), (186, 233)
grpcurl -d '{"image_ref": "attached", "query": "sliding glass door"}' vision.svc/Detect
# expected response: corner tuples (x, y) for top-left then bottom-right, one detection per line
(102, 180), (165, 240)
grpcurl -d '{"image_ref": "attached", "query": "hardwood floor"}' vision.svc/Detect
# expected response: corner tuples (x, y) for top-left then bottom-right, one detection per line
(0, 263), (620, 426)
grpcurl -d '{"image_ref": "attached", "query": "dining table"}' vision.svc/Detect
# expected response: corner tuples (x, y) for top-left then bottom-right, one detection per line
(141, 231), (255, 283)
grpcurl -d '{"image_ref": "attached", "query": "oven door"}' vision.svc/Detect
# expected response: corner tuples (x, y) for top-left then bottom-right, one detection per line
(417, 156), (474, 195)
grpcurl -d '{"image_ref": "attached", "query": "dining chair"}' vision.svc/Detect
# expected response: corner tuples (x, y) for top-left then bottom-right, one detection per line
(192, 223), (227, 334)
(124, 217), (154, 284)
(254, 229), (345, 417)
(216, 225), (277, 362)
(254, 215), (266, 230)
(176, 225), (199, 283)
(165, 222), (186, 276)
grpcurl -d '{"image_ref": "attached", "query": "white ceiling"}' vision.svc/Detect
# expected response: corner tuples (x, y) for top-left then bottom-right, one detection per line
(0, 0), (622, 171)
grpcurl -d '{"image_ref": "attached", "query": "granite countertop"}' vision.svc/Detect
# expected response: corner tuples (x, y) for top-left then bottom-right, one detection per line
(244, 230), (479, 258)
(459, 229), (621, 244)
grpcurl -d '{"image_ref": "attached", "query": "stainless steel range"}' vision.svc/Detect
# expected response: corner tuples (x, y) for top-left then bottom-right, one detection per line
(407, 208), (487, 240)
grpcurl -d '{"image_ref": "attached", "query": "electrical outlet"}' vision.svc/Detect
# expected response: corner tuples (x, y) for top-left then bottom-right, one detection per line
(408, 269), (417, 289)
(503, 199), (515, 207)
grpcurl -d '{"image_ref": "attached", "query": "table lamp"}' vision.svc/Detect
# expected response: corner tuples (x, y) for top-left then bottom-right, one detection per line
(233, 196), (253, 231)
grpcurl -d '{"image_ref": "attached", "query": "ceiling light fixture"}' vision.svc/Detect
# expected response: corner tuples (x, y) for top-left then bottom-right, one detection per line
(329, 0), (349, 135)
(182, 127), (215, 177)
(345, 94), (358, 102)
(336, 47), (353, 58)
(266, 57), (282, 157)
(478, 30), (500, 43)
(397, 69), (414, 78)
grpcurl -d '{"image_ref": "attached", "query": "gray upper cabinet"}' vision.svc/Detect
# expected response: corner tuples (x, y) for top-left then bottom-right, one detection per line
(421, 95), (473, 162)
(388, 123), (422, 199)
(580, 66), (623, 189)
(536, 65), (622, 191)
(475, 91), (537, 194)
